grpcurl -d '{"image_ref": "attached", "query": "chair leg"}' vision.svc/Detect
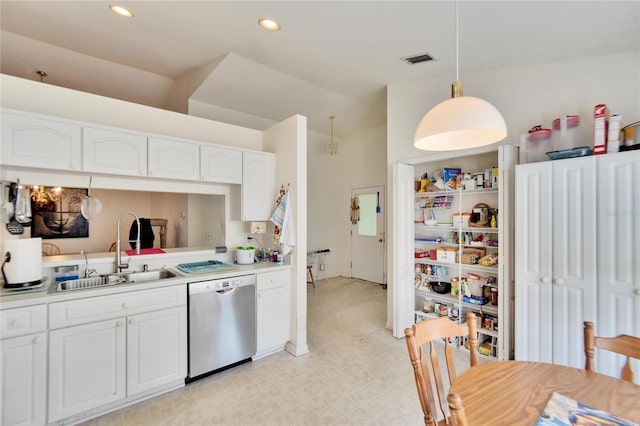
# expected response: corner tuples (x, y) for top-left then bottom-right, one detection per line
(307, 265), (316, 288)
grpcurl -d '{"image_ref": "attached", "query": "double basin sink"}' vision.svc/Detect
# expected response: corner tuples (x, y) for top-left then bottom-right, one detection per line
(57, 269), (177, 292)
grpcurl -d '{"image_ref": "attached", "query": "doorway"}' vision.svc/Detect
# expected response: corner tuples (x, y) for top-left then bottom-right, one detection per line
(350, 186), (385, 285)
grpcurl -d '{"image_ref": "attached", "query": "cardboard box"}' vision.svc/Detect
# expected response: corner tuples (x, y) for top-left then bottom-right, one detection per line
(463, 247), (486, 258)
(593, 104), (608, 155)
(458, 253), (478, 265)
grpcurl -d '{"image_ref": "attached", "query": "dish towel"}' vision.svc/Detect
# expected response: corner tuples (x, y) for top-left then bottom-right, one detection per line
(271, 189), (295, 256)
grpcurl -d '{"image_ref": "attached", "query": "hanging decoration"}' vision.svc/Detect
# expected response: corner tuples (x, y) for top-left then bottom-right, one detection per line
(350, 196), (360, 224)
(271, 183), (295, 256)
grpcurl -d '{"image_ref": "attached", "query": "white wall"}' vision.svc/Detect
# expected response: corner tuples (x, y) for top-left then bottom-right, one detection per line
(386, 51), (640, 333)
(306, 123), (387, 280)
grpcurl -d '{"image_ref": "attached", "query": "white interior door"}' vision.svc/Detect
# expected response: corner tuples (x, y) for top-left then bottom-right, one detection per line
(351, 186), (385, 284)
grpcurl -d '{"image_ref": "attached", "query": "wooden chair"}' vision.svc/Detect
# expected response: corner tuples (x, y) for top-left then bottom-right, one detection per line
(306, 265), (316, 288)
(42, 242), (61, 256)
(584, 321), (640, 382)
(108, 242), (117, 252)
(405, 312), (478, 426)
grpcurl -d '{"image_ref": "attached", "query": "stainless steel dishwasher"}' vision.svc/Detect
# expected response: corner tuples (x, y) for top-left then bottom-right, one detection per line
(187, 274), (256, 381)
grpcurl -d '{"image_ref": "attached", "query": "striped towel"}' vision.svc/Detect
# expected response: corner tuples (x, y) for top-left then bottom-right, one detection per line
(271, 190), (295, 256)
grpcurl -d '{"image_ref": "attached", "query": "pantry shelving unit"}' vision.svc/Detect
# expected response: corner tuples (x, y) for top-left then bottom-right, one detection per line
(406, 145), (518, 361)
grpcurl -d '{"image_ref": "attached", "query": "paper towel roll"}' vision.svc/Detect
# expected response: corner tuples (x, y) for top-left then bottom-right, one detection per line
(2, 238), (43, 288)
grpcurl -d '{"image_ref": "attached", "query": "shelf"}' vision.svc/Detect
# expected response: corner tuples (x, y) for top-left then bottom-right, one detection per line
(477, 328), (498, 338)
(414, 259), (499, 274)
(415, 188), (498, 198)
(415, 289), (499, 316)
(416, 224), (499, 233)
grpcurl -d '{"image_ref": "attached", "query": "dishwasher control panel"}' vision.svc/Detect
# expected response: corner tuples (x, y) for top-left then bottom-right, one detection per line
(188, 274), (256, 295)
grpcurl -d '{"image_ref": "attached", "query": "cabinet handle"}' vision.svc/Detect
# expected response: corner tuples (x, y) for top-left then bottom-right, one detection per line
(33, 336), (41, 344)
(9, 319), (23, 328)
(139, 170), (145, 175)
(116, 321), (123, 327)
(634, 289), (640, 296)
(540, 277), (549, 284)
(128, 318), (135, 325)
(149, 170), (155, 176)
(122, 302), (129, 309)
(553, 278), (564, 286)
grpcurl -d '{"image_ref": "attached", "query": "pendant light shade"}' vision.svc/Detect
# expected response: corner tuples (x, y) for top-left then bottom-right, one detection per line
(413, 1), (507, 151)
(414, 94), (507, 151)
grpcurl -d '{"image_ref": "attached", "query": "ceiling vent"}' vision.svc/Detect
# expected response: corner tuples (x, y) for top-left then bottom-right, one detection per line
(402, 52), (436, 65)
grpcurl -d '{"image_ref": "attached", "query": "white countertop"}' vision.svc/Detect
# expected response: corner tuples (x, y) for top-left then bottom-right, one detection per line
(0, 258), (290, 310)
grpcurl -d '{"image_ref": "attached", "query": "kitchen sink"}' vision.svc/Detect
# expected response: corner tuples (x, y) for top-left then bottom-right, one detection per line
(122, 269), (177, 283)
(57, 275), (125, 292)
(56, 269), (177, 291)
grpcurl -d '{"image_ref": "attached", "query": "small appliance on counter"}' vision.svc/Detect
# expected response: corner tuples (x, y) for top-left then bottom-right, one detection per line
(2, 237), (44, 289)
(235, 246), (255, 264)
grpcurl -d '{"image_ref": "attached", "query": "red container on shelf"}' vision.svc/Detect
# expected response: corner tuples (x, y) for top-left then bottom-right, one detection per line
(527, 126), (552, 162)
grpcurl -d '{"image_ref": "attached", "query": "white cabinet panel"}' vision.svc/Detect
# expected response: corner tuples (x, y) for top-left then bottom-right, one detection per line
(0, 304), (47, 339)
(127, 307), (187, 395)
(516, 156), (603, 370)
(242, 151), (276, 221)
(48, 318), (126, 422)
(82, 127), (147, 176)
(148, 137), (199, 181)
(1, 110), (81, 171)
(200, 145), (242, 183)
(256, 270), (290, 357)
(596, 151), (640, 380)
(1, 333), (47, 426)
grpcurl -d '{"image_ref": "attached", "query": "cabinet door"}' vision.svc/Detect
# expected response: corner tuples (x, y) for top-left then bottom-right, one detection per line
(597, 151), (640, 380)
(256, 270), (290, 356)
(82, 127), (147, 176)
(1, 333), (47, 426)
(0, 111), (81, 171)
(148, 137), (200, 181)
(551, 157), (597, 368)
(515, 161), (553, 362)
(242, 151), (276, 221)
(127, 307), (187, 395)
(48, 319), (126, 422)
(200, 145), (242, 183)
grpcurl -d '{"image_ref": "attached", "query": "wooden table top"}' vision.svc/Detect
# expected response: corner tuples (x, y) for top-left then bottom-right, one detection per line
(449, 361), (640, 424)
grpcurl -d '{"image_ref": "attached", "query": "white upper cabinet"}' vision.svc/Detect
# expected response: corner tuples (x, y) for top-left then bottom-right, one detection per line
(147, 137), (200, 181)
(1, 110), (81, 171)
(242, 151), (276, 221)
(200, 145), (242, 183)
(82, 127), (147, 177)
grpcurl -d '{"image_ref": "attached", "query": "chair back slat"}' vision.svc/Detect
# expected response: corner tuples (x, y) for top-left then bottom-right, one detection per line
(405, 312), (478, 425)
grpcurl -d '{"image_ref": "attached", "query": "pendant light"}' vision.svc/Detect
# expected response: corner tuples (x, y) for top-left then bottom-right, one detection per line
(326, 115), (338, 155)
(414, 1), (506, 151)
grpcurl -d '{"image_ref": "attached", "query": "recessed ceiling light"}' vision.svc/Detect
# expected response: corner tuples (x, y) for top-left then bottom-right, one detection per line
(258, 18), (280, 31)
(109, 5), (134, 18)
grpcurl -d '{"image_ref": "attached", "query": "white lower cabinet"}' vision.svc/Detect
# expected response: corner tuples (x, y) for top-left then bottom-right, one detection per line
(0, 304), (48, 426)
(48, 319), (127, 422)
(47, 285), (187, 423)
(0, 333), (47, 426)
(127, 307), (187, 395)
(256, 270), (291, 357)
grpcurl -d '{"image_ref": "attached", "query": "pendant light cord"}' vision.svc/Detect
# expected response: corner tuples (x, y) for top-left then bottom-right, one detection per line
(455, 0), (459, 82)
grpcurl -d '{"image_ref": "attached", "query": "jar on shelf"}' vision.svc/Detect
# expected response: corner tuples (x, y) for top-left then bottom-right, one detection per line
(526, 125), (552, 163)
(551, 115), (580, 151)
(423, 298), (435, 313)
(491, 287), (498, 306)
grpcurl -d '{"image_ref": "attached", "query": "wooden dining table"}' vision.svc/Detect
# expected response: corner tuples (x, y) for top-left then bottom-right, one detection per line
(449, 361), (640, 424)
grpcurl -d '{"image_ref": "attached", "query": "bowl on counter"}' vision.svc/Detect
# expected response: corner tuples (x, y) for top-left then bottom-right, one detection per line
(430, 281), (451, 294)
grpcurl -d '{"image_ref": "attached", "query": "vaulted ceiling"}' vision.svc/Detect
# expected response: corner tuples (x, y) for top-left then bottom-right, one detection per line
(1, 1), (638, 136)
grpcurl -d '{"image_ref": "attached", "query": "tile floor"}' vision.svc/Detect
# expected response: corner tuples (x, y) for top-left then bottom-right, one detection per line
(84, 277), (472, 426)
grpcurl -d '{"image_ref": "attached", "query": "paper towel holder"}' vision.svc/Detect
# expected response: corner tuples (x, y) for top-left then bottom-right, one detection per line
(2, 250), (44, 289)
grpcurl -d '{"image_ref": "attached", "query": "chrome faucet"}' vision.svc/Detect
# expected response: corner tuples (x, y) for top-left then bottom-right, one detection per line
(81, 249), (97, 278)
(116, 211), (140, 273)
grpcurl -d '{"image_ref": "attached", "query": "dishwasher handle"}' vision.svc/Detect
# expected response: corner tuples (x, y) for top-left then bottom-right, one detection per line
(216, 287), (236, 295)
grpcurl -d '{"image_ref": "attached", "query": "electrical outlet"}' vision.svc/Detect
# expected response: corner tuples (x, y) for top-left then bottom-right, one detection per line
(320, 263), (326, 271)
(205, 232), (214, 240)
